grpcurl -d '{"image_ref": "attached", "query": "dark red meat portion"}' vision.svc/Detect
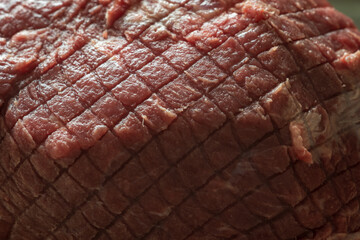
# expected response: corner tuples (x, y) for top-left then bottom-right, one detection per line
(0, 0), (360, 239)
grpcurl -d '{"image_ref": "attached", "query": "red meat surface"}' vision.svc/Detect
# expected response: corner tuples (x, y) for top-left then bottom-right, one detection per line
(0, 0), (359, 239)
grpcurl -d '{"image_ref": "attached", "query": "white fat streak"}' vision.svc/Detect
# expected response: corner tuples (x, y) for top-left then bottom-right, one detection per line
(329, 87), (360, 129)
(149, 206), (172, 218)
(264, 81), (302, 122)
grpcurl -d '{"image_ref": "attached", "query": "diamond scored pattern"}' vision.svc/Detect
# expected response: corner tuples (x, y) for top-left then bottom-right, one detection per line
(0, 0), (359, 239)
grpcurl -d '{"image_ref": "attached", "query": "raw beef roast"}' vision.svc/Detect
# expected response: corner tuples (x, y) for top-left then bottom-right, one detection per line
(0, 0), (359, 239)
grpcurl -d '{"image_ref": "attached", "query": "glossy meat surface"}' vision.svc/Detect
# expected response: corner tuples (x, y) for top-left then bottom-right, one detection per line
(0, 0), (360, 239)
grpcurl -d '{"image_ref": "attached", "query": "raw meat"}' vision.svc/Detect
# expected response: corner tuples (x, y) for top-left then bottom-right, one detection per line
(0, 0), (359, 239)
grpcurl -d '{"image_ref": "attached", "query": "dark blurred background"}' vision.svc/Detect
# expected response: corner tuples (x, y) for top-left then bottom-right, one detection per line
(329, 0), (360, 28)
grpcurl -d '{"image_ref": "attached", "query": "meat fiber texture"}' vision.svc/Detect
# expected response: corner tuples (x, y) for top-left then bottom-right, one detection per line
(0, 0), (359, 239)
